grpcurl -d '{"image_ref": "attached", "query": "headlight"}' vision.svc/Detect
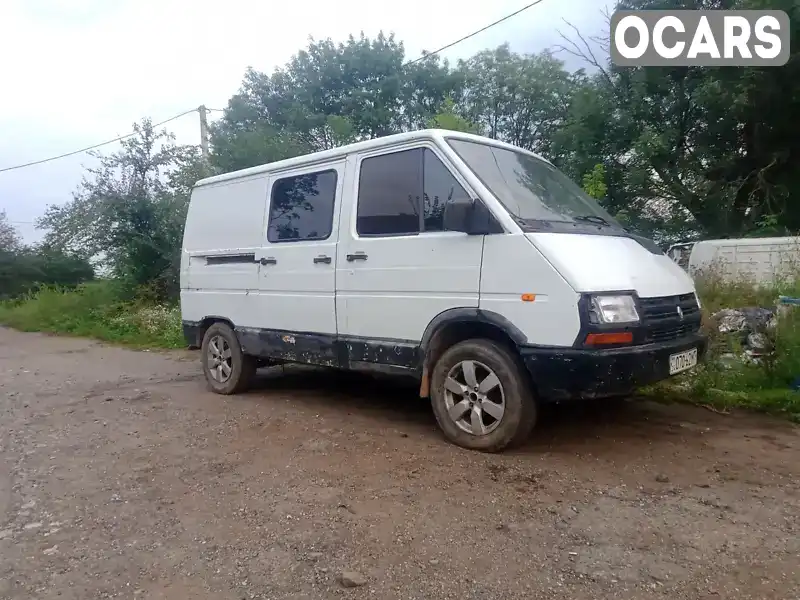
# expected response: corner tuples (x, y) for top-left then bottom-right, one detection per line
(589, 295), (639, 324)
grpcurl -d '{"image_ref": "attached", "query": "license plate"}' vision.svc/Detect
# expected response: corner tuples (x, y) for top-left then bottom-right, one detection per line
(669, 348), (698, 375)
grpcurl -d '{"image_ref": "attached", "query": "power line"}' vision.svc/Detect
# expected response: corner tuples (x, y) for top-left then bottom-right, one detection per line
(0, 0), (546, 175)
(0, 108), (199, 174)
(403, 0), (547, 66)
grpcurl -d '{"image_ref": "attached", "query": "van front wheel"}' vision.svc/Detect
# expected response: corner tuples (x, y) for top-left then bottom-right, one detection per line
(430, 339), (537, 452)
(201, 323), (256, 395)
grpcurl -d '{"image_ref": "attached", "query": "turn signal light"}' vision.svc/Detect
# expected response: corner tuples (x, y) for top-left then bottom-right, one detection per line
(585, 332), (633, 346)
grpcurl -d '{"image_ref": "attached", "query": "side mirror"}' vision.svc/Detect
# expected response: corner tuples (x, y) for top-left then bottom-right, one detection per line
(443, 196), (474, 233)
(468, 200), (500, 235)
(443, 196), (501, 235)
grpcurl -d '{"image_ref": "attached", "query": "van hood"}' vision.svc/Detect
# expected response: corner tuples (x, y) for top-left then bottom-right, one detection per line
(526, 232), (696, 298)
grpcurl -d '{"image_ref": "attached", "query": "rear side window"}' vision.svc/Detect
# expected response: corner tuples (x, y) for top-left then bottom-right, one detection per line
(356, 148), (469, 236)
(267, 170), (338, 243)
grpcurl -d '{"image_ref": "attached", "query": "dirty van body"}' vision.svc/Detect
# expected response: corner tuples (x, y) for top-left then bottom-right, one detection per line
(180, 129), (707, 452)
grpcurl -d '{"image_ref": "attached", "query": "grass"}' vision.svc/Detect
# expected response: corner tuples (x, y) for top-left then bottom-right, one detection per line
(1, 272), (800, 422)
(644, 384), (800, 421)
(644, 268), (800, 422)
(0, 281), (184, 349)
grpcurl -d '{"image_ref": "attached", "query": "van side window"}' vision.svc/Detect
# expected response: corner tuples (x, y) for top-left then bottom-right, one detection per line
(357, 148), (469, 236)
(267, 170), (338, 243)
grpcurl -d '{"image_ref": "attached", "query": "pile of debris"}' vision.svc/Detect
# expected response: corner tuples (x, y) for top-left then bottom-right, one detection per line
(711, 296), (799, 364)
(712, 307), (776, 361)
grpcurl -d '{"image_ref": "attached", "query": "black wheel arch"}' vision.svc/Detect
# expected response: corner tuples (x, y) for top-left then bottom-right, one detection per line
(417, 308), (528, 397)
(184, 316), (237, 349)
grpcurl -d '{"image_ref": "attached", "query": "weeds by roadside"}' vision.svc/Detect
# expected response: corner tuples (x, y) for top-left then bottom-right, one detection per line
(645, 269), (800, 422)
(0, 281), (184, 349)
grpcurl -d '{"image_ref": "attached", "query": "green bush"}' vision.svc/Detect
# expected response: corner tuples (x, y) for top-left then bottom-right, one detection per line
(0, 247), (94, 300)
(0, 281), (184, 349)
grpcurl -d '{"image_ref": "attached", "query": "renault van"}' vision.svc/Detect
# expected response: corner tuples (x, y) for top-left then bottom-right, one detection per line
(180, 129), (706, 452)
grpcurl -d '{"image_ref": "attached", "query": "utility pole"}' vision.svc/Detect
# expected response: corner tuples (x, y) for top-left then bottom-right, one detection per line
(198, 105), (209, 159)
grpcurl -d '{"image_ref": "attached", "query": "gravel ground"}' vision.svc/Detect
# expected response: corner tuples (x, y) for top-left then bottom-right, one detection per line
(1, 326), (799, 600)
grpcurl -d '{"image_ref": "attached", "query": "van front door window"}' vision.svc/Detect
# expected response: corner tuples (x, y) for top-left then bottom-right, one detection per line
(356, 147), (470, 236)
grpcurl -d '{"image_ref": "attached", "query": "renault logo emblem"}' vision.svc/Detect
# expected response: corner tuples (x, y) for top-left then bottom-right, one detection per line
(677, 306), (684, 320)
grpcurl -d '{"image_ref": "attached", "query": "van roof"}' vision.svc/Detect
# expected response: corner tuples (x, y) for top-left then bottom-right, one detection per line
(195, 129), (549, 187)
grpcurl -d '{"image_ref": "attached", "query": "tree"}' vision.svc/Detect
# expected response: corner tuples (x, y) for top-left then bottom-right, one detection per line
(38, 119), (206, 299)
(426, 97), (477, 133)
(457, 46), (580, 154)
(554, 0), (800, 241)
(0, 210), (20, 253)
(399, 55), (464, 131)
(210, 33), (466, 172)
(582, 164), (607, 200)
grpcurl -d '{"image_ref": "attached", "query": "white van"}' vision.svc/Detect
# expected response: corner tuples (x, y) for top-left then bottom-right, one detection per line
(669, 237), (800, 285)
(180, 129), (706, 452)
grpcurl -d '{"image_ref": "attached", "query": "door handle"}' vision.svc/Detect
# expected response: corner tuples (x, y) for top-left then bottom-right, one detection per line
(259, 257), (277, 266)
(346, 252), (368, 262)
(313, 255), (332, 264)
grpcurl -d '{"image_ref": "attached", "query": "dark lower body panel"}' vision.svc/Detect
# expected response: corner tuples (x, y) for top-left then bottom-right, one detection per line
(520, 334), (708, 402)
(185, 320), (707, 401)
(183, 320), (419, 373)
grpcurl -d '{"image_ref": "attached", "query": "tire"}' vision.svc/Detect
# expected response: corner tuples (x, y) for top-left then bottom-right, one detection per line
(430, 339), (537, 452)
(201, 322), (256, 395)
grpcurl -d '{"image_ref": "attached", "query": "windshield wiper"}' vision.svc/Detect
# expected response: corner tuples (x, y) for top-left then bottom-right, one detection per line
(572, 215), (611, 227)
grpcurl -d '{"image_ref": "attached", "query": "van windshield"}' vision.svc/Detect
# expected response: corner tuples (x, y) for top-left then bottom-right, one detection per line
(447, 138), (623, 232)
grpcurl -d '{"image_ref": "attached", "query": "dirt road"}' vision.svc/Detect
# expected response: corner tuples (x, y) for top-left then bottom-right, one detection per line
(1, 327), (798, 600)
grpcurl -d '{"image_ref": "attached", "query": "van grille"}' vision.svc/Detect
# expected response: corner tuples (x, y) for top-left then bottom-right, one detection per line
(640, 293), (701, 343)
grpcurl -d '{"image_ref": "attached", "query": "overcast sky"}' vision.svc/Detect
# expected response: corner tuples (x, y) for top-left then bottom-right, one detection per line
(0, 0), (610, 244)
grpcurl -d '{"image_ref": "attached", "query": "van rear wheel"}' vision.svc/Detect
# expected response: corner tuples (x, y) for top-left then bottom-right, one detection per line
(201, 323), (256, 395)
(430, 339), (537, 452)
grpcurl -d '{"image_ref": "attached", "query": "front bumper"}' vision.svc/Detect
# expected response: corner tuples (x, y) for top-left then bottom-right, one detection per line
(520, 333), (707, 401)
